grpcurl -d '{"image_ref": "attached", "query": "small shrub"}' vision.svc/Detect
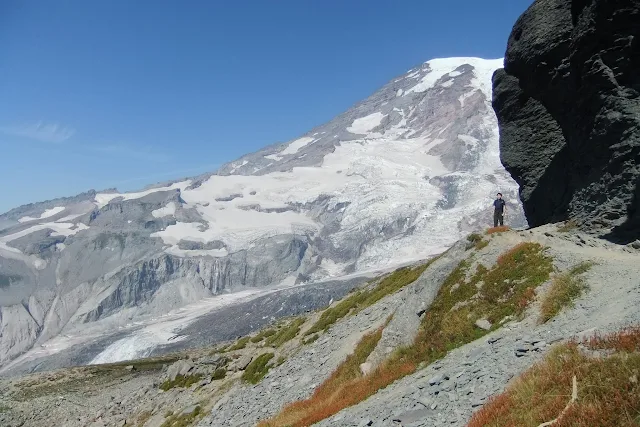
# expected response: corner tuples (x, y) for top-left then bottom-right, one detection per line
(0, 404), (10, 413)
(302, 334), (320, 345)
(265, 318), (306, 348)
(227, 336), (251, 351)
(251, 329), (277, 343)
(210, 345), (228, 355)
(243, 353), (275, 384)
(212, 368), (226, 380)
(539, 262), (592, 323)
(466, 233), (483, 250)
(159, 374), (203, 391)
(160, 405), (202, 427)
(475, 239), (489, 250)
(275, 356), (286, 366)
(468, 327), (640, 427)
(585, 326), (640, 353)
(557, 219), (578, 233)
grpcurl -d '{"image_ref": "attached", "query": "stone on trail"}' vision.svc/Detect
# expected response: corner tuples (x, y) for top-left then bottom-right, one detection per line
(475, 319), (492, 331)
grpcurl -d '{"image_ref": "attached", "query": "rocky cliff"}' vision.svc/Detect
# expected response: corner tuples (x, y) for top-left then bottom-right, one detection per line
(492, 0), (640, 242)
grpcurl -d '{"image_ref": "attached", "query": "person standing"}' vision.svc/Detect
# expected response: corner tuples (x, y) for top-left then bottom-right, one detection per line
(493, 193), (506, 227)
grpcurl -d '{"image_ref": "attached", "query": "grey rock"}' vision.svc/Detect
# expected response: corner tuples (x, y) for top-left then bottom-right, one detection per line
(475, 319), (492, 331)
(492, 0), (640, 242)
(166, 360), (194, 381)
(181, 405), (199, 416)
(428, 373), (448, 386)
(393, 408), (433, 424)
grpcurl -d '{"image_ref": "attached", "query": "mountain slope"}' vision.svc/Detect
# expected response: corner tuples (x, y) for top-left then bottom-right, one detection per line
(0, 57), (525, 372)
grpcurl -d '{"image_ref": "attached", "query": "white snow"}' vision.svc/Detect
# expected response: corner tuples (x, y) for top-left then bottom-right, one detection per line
(87, 282), (304, 364)
(458, 90), (479, 107)
(458, 134), (480, 147)
(281, 137), (315, 156)
(468, 58), (504, 100)
(264, 154), (283, 161)
(56, 243), (66, 251)
(151, 202), (176, 218)
(396, 89), (404, 97)
(449, 70), (462, 77)
(0, 221), (89, 268)
(440, 80), (454, 88)
(405, 57), (502, 96)
(347, 112), (386, 134)
(55, 213), (85, 223)
(94, 181), (192, 209)
(18, 206), (65, 223)
(229, 160), (249, 174)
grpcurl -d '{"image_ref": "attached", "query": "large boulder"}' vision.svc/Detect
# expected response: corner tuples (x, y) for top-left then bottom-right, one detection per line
(492, 0), (640, 242)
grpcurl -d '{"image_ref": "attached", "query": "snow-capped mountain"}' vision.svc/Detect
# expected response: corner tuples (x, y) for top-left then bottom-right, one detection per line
(0, 57), (524, 373)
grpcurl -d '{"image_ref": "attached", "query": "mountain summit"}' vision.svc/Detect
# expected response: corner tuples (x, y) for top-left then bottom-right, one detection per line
(0, 57), (524, 372)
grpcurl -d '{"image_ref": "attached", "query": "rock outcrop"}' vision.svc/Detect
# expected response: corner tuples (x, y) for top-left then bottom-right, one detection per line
(492, 0), (640, 242)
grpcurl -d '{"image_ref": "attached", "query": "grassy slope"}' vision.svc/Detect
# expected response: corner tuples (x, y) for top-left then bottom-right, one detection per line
(468, 327), (640, 427)
(260, 241), (555, 426)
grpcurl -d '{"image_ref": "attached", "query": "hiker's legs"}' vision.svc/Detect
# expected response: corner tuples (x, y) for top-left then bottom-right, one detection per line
(498, 213), (504, 226)
(493, 211), (499, 227)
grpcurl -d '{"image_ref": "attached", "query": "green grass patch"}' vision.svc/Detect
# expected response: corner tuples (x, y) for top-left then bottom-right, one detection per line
(275, 356), (286, 366)
(0, 404), (10, 413)
(466, 233), (488, 250)
(227, 336), (251, 351)
(304, 260), (436, 336)
(159, 374), (203, 391)
(251, 328), (277, 343)
(160, 405), (202, 427)
(212, 368), (227, 380)
(265, 318), (306, 348)
(243, 353), (275, 384)
(302, 334), (320, 345)
(539, 262), (593, 323)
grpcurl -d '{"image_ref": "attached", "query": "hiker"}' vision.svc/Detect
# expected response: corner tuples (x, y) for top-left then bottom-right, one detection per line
(493, 193), (506, 227)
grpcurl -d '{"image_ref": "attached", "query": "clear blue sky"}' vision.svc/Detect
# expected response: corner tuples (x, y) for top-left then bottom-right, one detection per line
(0, 0), (532, 213)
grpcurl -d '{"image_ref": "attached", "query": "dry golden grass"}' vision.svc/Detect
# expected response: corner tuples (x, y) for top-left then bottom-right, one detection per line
(486, 226), (511, 234)
(467, 326), (640, 427)
(259, 324), (386, 427)
(260, 243), (554, 426)
(539, 262), (593, 323)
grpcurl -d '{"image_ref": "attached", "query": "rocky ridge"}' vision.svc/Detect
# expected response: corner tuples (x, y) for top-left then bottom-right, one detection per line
(1, 224), (638, 427)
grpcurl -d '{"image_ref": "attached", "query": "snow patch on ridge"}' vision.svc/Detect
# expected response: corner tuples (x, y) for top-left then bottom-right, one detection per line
(18, 207), (65, 223)
(151, 202), (176, 218)
(281, 137), (315, 155)
(94, 181), (192, 209)
(347, 112), (386, 134)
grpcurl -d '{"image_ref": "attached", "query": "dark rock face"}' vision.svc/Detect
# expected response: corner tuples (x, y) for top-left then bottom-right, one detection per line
(492, 0), (640, 242)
